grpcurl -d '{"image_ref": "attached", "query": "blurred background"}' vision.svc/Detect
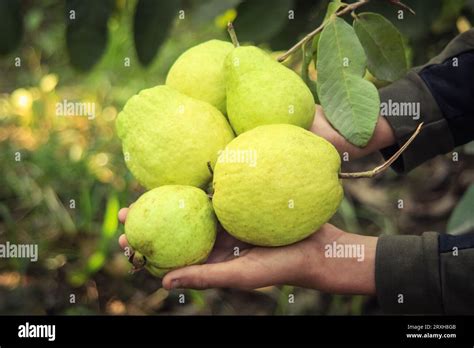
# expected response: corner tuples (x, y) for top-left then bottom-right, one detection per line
(0, 0), (473, 315)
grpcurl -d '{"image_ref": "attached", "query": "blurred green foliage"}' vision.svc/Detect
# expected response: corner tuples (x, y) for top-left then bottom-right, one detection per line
(0, 0), (473, 315)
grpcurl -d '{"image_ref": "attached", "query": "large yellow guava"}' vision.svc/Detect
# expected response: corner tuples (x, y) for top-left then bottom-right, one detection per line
(212, 124), (343, 246)
(116, 85), (234, 189)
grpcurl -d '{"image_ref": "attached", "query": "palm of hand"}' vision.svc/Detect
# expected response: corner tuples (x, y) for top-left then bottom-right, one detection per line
(205, 229), (251, 263)
(160, 227), (340, 290)
(119, 207), (344, 290)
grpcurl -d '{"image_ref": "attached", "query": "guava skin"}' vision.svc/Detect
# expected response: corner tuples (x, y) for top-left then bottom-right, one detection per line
(166, 40), (234, 114)
(212, 124), (343, 247)
(116, 85), (234, 189)
(125, 185), (218, 277)
(225, 46), (316, 135)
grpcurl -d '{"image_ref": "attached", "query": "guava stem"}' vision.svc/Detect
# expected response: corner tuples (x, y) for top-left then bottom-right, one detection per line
(227, 22), (240, 48)
(339, 122), (423, 179)
(277, 0), (369, 62)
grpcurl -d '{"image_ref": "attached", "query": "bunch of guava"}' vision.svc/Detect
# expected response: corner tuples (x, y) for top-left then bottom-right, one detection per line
(117, 35), (345, 276)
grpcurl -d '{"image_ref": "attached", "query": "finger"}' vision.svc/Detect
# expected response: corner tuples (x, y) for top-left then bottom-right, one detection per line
(163, 256), (279, 290)
(162, 259), (254, 290)
(118, 208), (129, 224)
(118, 234), (129, 249)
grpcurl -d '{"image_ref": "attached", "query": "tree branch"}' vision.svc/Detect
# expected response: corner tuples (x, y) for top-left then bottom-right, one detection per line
(277, 0), (370, 63)
(388, 0), (416, 15)
(339, 123), (423, 179)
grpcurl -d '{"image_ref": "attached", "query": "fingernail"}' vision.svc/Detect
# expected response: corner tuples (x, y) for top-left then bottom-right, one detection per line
(170, 279), (181, 289)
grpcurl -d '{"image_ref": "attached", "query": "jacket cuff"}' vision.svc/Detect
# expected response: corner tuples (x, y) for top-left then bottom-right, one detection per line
(375, 232), (443, 314)
(378, 72), (454, 173)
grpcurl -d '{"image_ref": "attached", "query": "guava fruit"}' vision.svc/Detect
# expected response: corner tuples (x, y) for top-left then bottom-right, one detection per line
(212, 124), (343, 247)
(125, 185), (217, 277)
(116, 85), (234, 189)
(225, 46), (315, 135)
(166, 40), (234, 114)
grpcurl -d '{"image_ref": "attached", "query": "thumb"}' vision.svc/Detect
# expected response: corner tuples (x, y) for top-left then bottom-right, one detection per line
(162, 260), (252, 290)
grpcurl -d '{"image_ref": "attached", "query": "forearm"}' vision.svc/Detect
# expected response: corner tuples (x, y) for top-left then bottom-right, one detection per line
(296, 226), (377, 295)
(318, 233), (377, 295)
(376, 231), (474, 314)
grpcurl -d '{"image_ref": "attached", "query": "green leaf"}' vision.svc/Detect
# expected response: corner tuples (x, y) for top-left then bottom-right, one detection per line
(312, 0), (346, 61)
(354, 13), (408, 82)
(301, 40), (318, 103)
(43, 186), (76, 234)
(0, 0), (23, 55)
(312, 30), (322, 62)
(86, 251), (106, 273)
(337, 197), (361, 233)
(317, 17), (380, 147)
(101, 193), (120, 239)
(447, 184), (474, 235)
(312, 0), (347, 98)
(188, 289), (206, 309)
(362, 0), (443, 41)
(275, 285), (295, 314)
(134, 0), (179, 66)
(65, 0), (114, 71)
(233, 0), (294, 44)
(323, 0), (345, 22)
(67, 270), (88, 287)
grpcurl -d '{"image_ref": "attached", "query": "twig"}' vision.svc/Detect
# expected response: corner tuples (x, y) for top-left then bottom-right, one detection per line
(339, 123), (423, 179)
(227, 22), (240, 47)
(301, 39), (318, 99)
(277, 0), (370, 62)
(388, 0), (416, 15)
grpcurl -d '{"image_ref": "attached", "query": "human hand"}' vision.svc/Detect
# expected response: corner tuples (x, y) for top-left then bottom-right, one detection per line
(311, 105), (396, 160)
(118, 207), (377, 295)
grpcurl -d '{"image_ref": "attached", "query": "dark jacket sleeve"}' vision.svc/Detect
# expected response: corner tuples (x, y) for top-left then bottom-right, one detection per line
(376, 231), (474, 314)
(375, 30), (474, 314)
(379, 29), (474, 173)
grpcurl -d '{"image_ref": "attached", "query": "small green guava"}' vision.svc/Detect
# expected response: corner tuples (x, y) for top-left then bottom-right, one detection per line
(116, 85), (234, 190)
(125, 185), (217, 277)
(212, 124), (343, 247)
